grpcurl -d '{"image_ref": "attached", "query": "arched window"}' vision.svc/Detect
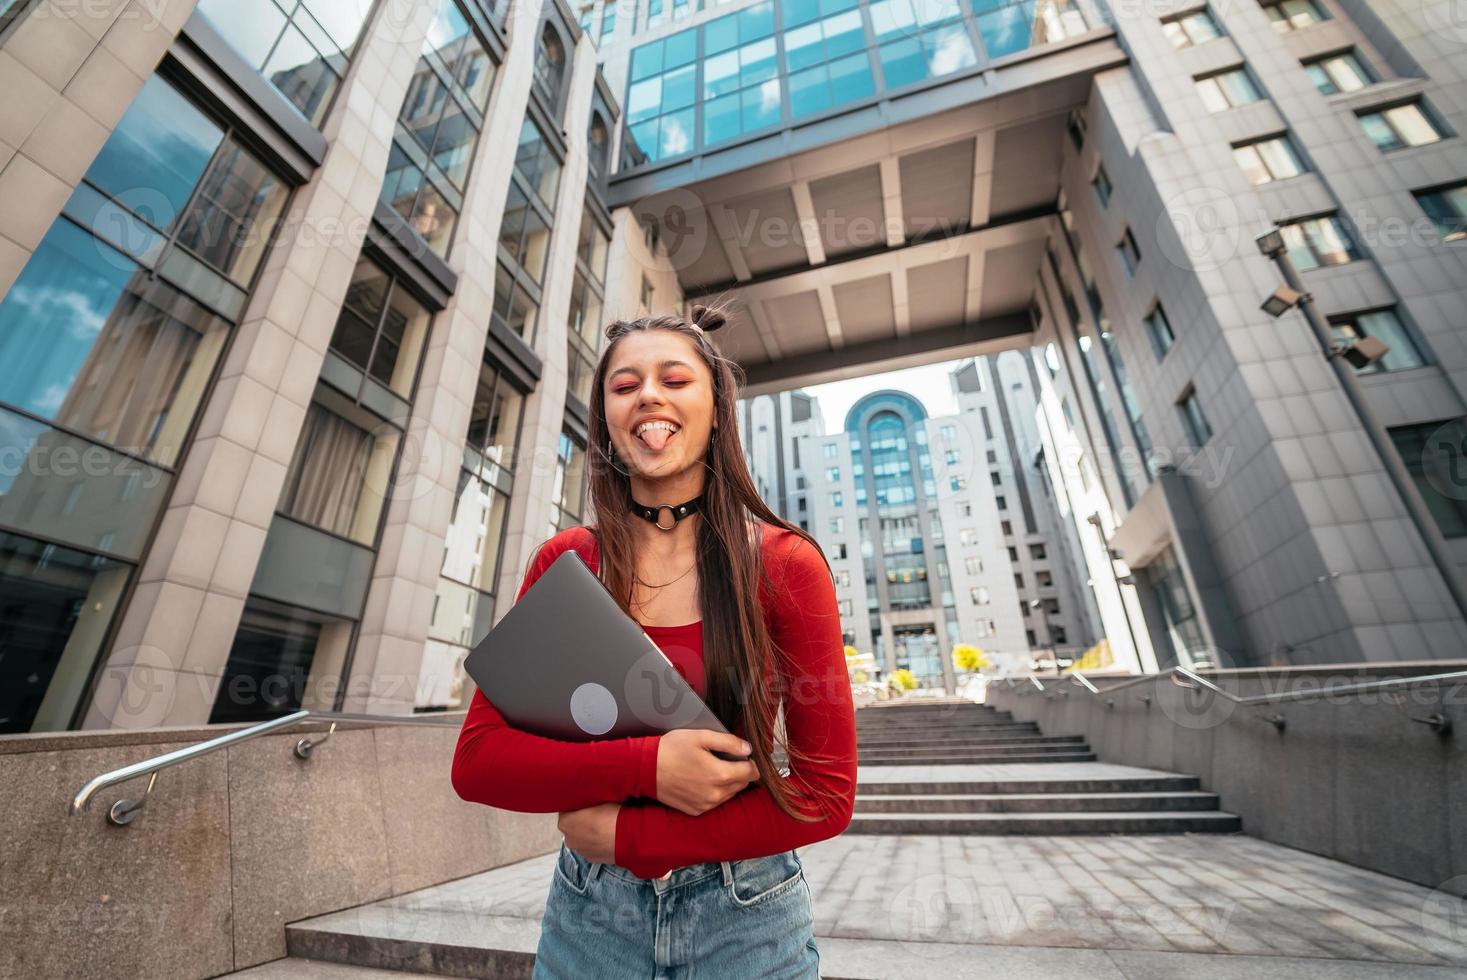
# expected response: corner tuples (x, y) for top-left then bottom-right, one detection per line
(587, 112), (610, 179)
(534, 22), (567, 109)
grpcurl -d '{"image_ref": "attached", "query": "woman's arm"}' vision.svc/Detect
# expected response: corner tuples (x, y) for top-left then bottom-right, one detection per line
(612, 534), (857, 879)
(450, 533), (662, 812)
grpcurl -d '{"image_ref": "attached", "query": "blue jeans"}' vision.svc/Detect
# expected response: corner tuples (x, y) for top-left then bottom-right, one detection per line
(532, 839), (821, 979)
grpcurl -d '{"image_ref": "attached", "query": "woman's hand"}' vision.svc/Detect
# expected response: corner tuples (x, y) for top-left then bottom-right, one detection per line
(558, 802), (620, 863)
(655, 729), (761, 816)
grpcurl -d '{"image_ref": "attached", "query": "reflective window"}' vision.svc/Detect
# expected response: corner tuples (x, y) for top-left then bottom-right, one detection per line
(1177, 388), (1212, 446)
(1415, 183), (1467, 243)
(277, 391), (400, 545)
(380, 0), (497, 256)
(1194, 67), (1262, 111)
(1144, 304), (1175, 360)
(195, 0), (373, 125)
(1359, 102), (1445, 152)
(329, 257), (432, 397)
(1279, 214), (1359, 269)
(971, 0), (1086, 59)
(211, 597), (355, 723)
(873, 0), (975, 90)
(787, 0), (873, 118)
(548, 429), (587, 535)
(1162, 8), (1221, 48)
(534, 21), (568, 112)
(1233, 135), (1306, 184)
(1329, 309), (1427, 374)
(1305, 50), (1373, 95)
(1389, 420), (1467, 539)
(0, 75), (285, 467)
(1263, 0), (1327, 31)
(0, 531), (131, 733)
(568, 208), (610, 406)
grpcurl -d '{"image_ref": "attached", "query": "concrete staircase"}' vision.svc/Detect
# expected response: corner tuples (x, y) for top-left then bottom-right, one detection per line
(847, 698), (1241, 835)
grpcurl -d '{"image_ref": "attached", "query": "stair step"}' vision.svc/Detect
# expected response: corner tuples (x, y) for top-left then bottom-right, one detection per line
(857, 775), (1202, 794)
(860, 742), (1088, 757)
(859, 752), (1098, 766)
(856, 722), (1036, 734)
(856, 739), (1085, 752)
(845, 810), (1243, 835)
(853, 791), (1222, 813)
(856, 731), (1065, 745)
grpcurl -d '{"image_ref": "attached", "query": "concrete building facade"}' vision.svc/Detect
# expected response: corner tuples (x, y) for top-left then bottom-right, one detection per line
(1, 0), (1464, 732)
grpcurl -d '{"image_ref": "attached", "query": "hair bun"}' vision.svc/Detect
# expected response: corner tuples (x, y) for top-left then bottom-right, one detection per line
(690, 304), (726, 333)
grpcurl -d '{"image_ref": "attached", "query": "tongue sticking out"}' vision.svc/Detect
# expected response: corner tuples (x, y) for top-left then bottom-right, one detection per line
(639, 426), (675, 451)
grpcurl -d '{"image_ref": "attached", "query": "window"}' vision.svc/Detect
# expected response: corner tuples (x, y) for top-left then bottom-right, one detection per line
(496, 118), (562, 341)
(1145, 305), (1176, 359)
(1389, 420), (1467, 538)
(834, 569), (851, 586)
(961, 502), (973, 516)
(330, 257), (432, 399)
(834, 542), (848, 559)
(873, 0), (975, 90)
(1263, 0), (1327, 32)
(1414, 184), (1467, 243)
(599, 0), (616, 41)
(534, 22), (568, 113)
(940, 424), (957, 444)
(830, 491), (843, 506)
(1030, 543), (1047, 560)
(1194, 68), (1261, 111)
(838, 599), (853, 616)
(640, 275), (655, 311)
(830, 516), (845, 534)
(971, 0), (1086, 59)
(1329, 310), (1426, 374)
(826, 466), (841, 482)
(1233, 135), (1306, 184)
(970, 586), (990, 605)
(1279, 214), (1359, 270)
(950, 476), (967, 491)
(1117, 228), (1141, 276)
(1359, 102), (1445, 152)
(945, 449), (960, 466)
(1067, 107), (1087, 150)
(995, 495), (1006, 509)
(624, 28), (698, 164)
(1000, 520), (1012, 536)
(0, 74), (286, 470)
(701, 3), (781, 146)
(1150, 545), (1208, 667)
(1092, 164), (1112, 207)
(1037, 570), (1053, 587)
(965, 557), (982, 574)
(788, 0), (875, 118)
(567, 209), (610, 405)
(1162, 8), (1221, 48)
(381, 0), (497, 256)
(959, 527), (977, 546)
(548, 430), (588, 534)
(646, 0), (665, 28)
(279, 393), (401, 544)
(194, 0), (372, 126)
(1305, 51), (1373, 96)
(588, 112), (611, 183)
(824, 442), (838, 458)
(1178, 388), (1213, 446)
(990, 471), (1002, 486)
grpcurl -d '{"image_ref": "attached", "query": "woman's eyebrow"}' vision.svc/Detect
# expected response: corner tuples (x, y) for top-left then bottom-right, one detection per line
(609, 359), (694, 380)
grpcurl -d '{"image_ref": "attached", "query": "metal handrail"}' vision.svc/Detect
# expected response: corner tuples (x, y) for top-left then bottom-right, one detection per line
(71, 708), (467, 825)
(998, 665), (1466, 732)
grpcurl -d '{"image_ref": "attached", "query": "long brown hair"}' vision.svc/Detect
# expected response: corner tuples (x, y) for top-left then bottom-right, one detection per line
(582, 303), (846, 824)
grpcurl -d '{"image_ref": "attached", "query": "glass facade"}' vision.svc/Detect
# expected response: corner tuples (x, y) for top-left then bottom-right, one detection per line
(195, 0), (374, 126)
(548, 429), (588, 535)
(1329, 309), (1426, 374)
(623, 0), (1082, 165)
(0, 73), (289, 733)
(423, 359), (526, 708)
(496, 118), (563, 343)
(567, 209), (611, 406)
(1415, 184), (1467, 243)
(381, 0), (498, 256)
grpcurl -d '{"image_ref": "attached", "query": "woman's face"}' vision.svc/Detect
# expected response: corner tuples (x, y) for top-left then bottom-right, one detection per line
(604, 330), (716, 478)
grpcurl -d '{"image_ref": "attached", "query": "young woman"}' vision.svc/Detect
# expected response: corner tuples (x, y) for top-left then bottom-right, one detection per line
(450, 304), (857, 978)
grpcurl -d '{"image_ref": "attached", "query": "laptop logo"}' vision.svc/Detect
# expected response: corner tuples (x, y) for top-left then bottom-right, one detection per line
(569, 682), (619, 735)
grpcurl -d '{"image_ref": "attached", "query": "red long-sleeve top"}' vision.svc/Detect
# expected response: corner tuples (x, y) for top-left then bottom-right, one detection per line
(450, 522), (857, 880)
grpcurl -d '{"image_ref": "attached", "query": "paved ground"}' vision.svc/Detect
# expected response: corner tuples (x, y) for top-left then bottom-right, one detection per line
(225, 761), (1467, 979)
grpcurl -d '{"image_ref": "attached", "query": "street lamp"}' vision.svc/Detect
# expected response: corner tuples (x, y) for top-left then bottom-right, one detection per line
(1254, 226), (1467, 626)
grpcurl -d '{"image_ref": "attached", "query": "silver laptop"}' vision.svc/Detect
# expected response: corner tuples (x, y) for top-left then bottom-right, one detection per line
(463, 548), (748, 762)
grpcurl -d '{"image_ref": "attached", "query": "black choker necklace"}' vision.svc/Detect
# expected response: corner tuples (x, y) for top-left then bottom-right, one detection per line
(629, 495), (703, 531)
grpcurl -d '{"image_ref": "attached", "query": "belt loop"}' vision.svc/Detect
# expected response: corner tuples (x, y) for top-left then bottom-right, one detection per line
(720, 860), (733, 887)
